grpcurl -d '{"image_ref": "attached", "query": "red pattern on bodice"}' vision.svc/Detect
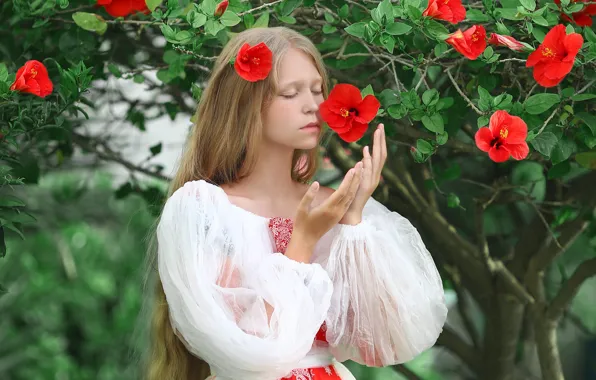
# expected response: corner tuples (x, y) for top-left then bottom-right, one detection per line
(267, 217), (329, 345)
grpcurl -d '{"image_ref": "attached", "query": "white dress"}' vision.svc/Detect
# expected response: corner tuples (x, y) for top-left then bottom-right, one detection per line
(157, 179), (448, 380)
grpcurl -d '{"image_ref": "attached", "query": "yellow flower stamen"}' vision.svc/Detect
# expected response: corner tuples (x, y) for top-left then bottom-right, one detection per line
(500, 128), (509, 139)
(30, 68), (38, 78)
(340, 108), (350, 118)
(542, 47), (556, 58)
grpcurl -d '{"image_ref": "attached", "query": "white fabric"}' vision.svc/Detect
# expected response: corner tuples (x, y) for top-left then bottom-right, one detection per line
(157, 179), (447, 380)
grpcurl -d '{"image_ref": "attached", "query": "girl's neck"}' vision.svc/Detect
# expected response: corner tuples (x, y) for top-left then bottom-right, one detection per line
(228, 144), (300, 201)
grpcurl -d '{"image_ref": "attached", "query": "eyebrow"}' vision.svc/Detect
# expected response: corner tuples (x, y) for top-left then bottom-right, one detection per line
(279, 77), (323, 89)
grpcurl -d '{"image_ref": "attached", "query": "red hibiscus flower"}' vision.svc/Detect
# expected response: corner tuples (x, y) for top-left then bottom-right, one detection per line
(319, 84), (381, 143)
(96, 0), (149, 18)
(475, 110), (529, 163)
(214, 0), (229, 17)
(526, 24), (583, 88)
(554, 0), (596, 26)
(422, 0), (466, 24)
(488, 33), (526, 52)
(10, 60), (53, 98)
(233, 42), (273, 82)
(445, 25), (487, 60)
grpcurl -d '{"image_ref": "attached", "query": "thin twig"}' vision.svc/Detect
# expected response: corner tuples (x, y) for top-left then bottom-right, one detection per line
(446, 68), (483, 115)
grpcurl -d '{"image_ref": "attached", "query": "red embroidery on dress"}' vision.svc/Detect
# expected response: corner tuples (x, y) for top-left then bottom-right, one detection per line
(268, 217), (294, 254)
(281, 366), (340, 379)
(267, 217), (328, 344)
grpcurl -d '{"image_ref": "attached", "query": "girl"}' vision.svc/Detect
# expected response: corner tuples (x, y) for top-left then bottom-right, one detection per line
(146, 26), (447, 380)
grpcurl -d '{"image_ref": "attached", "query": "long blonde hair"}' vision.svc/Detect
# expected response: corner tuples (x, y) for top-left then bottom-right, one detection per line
(142, 26), (330, 380)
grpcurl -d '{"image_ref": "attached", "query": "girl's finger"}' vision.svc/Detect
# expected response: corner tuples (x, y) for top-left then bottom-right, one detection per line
(372, 125), (382, 179)
(362, 145), (373, 187)
(381, 124), (387, 164)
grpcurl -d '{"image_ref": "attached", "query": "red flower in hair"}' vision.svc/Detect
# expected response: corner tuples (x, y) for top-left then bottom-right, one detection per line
(233, 42), (273, 82)
(526, 24), (583, 88)
(554, 0), (596, 26)
(319, 84), (380, 143)
(96, 0), (149, 18)
(488, 33), (525, 51)
(475, 110), (529, 163)
(10, 60), (53, 98)
(445, 25), (487, 60)
(422, 0), (466, 24)
(214, 0), (229, 17)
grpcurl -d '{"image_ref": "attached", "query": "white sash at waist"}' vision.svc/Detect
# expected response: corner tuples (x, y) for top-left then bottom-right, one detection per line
(294, 346), (334, 369)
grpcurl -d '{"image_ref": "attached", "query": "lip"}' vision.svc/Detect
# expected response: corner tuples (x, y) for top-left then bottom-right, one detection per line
(301, 122), (320, 130)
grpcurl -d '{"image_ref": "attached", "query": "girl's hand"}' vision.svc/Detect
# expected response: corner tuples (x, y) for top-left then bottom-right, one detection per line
(288, 162), (363, 255)
(340, 123), (387, 225)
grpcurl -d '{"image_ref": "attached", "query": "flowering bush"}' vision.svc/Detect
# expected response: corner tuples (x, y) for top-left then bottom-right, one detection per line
(1, 0), (596, 379)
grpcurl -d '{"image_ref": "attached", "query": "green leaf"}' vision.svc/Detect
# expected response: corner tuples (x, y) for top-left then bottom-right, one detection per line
(385, 22), (412, 35)
(253, 12), (270, 28)
(447, 193), (461, 208)
(478, 86), (492, 112)
(575, 151), (596, 169)
(339, 4), (350, 18)
(361, 84), (375, 97)
(243, 13), (255, 28)
(520, 0), (536, 11)
(279, 15), (297, 24)
(72, 12), (107, 35)
(322, 24), (336, 33)
(421, 114), (445, 133)
(416, 139), (433, 154)
(150, 143), (163, 156)
(379, 0), (394, 21)
(434, 42), (448, 57)
(187, 11), (207, 28)
(436, 131), (448, 145)
(133, 74), (145, 83)
(477, 115), (489, 128)
(577, 112), (596, 135)
(422, 89), (440, 106)
(524, 93), (560, 114)
(147, 0), (163, 12)
(345, 22), (367, 38)
(571, 93), (596, 102)
(0, 195), (26, 207)
(551, 137), (577, 164)
(380, 34), (395, 53)
(466, 9), (490, 22)
(548, 161), (571, 179)
(532, 15), (549, 26)
(0, 63), (8, 82)
(220, 10), (241, 26)
(511, 161), (546, 201)
(281, 0), (302, 16)
(529, 131), (558, 157)
(584, 27), (596, 44)
(200, 0), (217, 15)
(108, 63), (122, 78)
(387, 104), (407, 119)
(175, 30), (193, 44)
(426, 19), (449, 40)
(205, 19), (225, 36)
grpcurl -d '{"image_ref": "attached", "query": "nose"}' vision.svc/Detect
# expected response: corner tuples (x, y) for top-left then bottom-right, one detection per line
(303, 91), (319, 114)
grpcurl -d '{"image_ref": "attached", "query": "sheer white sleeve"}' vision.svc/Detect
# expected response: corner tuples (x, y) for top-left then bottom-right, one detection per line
(157, 180), (333, 380)
(323, 197), (447, 366)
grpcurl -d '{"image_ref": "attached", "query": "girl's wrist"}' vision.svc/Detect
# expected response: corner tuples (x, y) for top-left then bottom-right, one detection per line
(340, 211), (362, 225)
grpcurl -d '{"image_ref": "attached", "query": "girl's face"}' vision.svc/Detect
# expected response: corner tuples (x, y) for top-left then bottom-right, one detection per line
(262, 47), (325, 151)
